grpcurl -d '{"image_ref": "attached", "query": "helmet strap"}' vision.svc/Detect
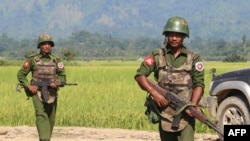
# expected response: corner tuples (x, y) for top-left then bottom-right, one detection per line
(163, 37), (168, 46)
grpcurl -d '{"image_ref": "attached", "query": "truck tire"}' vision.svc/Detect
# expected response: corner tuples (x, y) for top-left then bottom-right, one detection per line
(216, 96), (250, 138)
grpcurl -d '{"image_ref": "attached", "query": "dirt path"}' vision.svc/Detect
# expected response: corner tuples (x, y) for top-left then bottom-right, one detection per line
(0, 126), (219, 141)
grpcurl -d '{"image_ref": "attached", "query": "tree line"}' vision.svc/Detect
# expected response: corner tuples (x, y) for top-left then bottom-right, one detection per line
(0, 31), (249, 61)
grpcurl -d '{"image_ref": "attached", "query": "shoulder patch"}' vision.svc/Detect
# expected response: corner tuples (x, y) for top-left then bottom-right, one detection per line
(58, 62), (64, 70)
(195, 62), (204, 71)
(144, 55), (155, 66)
(22, 61), (30, 69)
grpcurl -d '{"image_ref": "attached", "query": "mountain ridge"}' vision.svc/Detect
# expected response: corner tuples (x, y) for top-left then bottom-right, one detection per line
(0, 0), (249, 41)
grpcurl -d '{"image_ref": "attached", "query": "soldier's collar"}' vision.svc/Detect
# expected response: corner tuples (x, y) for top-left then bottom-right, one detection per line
(39, 52), (52, 58)
(165, 46), (188, 56)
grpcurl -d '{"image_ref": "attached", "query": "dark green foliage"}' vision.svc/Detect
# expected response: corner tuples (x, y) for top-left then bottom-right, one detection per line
(61, 49), (76, 61)
(0, 31), (249, 61)
(0, 59), (23, 66)
(1, 1), (250, 61)
(0, 60), (5, 66)
(24, 50), (37, 58)
(222, 54), (247, 62)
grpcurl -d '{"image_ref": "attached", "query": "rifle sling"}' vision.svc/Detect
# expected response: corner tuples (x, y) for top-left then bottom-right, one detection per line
(172, 103), (194, 129)
(174, 103), (195, 116)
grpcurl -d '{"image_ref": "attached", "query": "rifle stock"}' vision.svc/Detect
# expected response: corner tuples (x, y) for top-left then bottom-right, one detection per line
(146, 78), (224, 137)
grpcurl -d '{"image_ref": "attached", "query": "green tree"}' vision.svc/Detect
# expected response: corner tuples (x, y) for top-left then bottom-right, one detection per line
(61, 49), (76, 61)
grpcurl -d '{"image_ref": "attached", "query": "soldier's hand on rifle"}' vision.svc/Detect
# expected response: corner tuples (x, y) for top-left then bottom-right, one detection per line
(50, 83), (57, 89)
(185, 109), (193, 117)
(151, 91), (169, 108)
(50, 80), (62, 89)
(50, 82), (58, 89)
(185, 105), (200, 117)
(28, 85), (38, 94)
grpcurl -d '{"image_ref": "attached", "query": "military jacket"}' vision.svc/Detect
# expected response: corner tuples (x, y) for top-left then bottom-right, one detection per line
(135, 45), (205, 131)
(17, 53), (66, 88)
(135, 46), (204, 89)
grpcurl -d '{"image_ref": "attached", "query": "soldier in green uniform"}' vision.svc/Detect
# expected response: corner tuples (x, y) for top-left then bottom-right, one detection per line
(17, 33), (66, 141)
(134, 16), (205, 141)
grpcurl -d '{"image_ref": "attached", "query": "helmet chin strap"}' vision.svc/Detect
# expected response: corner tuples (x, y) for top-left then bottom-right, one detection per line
(163, 37), (168, 46)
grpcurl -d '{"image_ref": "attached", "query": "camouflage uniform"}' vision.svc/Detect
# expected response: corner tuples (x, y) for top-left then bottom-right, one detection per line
(134, 16), (204, 141)
(17, 33), (66, 141)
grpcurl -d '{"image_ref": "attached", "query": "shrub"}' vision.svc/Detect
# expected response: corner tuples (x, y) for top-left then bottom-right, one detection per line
(222, 54), (247, 62)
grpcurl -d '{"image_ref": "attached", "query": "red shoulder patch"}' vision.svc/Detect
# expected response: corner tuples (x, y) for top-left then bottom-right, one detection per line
(22, 61), (30, 69)
(144, 56), (155, 66)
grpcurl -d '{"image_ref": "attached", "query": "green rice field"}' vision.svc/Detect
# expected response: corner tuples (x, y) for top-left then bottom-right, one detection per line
(0, 61), (250, 133)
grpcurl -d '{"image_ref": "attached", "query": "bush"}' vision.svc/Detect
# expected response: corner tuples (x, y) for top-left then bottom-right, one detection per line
(222, 54), (247, 62)
(0, 60), (5, 66)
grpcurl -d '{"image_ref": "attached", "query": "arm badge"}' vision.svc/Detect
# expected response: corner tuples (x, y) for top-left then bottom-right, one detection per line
(144, 56), (155, 66)
(195, 62), (204, 71)
(58, 62), (64, 70)
(22, 61), (30, 69)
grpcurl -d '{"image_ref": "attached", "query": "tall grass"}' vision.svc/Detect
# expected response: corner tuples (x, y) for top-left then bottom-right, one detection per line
(1, 61), (250, 133)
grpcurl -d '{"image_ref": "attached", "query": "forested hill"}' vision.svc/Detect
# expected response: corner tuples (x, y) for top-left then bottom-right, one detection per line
(1, 0), (250, 41)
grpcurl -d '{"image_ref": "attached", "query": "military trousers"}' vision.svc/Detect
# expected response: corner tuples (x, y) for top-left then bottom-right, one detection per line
(159, 118), (195, 141)
(32, 95), (57, 140)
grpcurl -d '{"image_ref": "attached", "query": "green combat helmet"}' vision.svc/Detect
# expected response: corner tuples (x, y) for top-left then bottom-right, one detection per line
(37, 33), (54, 48)
(162, 16), (189, 37)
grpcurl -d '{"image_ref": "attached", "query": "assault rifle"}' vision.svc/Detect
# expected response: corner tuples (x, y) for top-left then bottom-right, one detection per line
(146, 78), (224, 137)
(31, 79), (78, 102)
(16, 79), (78, 102)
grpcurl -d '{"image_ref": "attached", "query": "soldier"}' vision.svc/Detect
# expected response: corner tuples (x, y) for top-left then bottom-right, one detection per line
(134, 16), (205, 141)
(17, 33), (66, 141)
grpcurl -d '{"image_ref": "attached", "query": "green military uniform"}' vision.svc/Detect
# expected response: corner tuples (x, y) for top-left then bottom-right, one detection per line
(17, 54), (66, 88)
(17, 34), (66, 141)
(135, 16), (204, 141)
(135, 45), (204, 141)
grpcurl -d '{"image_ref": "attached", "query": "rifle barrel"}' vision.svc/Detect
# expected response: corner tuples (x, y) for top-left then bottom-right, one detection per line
(65, 83), (78, 85)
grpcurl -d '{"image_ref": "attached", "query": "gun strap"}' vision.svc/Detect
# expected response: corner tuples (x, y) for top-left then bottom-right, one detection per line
(174, 103), (195, 116)
(171, 103), (194, 129)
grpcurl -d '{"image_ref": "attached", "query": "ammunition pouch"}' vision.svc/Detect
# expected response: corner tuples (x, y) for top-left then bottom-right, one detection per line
(144, 94), (161, 124)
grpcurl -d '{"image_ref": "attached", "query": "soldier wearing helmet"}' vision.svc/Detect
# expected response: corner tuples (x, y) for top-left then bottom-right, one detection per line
(37, 33), (55, 48)
(17, 33), (66, 141)
(134, 16), (204, 141)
